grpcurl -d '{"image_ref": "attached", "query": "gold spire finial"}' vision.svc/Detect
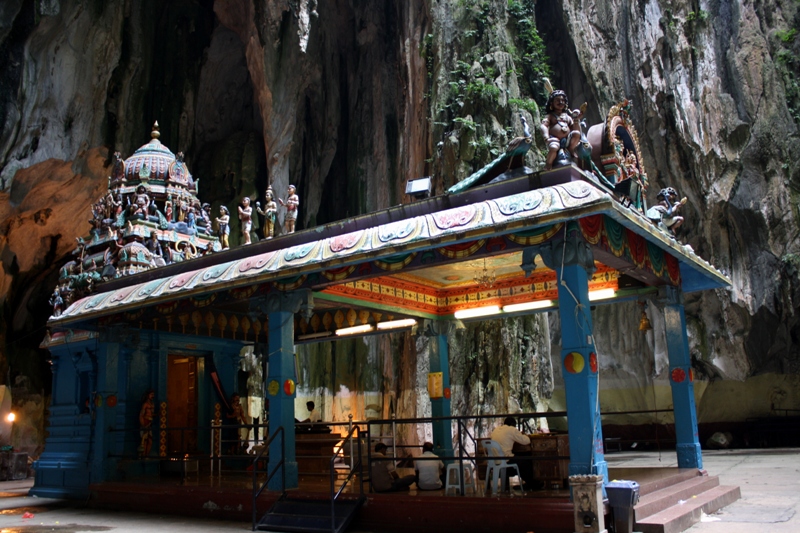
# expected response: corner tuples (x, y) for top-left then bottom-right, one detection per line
(151, 121), (160, 140)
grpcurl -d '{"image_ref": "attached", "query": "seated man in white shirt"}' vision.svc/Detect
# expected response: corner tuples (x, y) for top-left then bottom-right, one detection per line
(490, 416), (537, 488)
(297, 401), (322, 423)
(414, 442), (445, 490)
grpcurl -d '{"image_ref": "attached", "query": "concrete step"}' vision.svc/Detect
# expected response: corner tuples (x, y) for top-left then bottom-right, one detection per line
(635, 475), (720, 520)
(635, 469), (703, 496)
(635, 485), (742, 533)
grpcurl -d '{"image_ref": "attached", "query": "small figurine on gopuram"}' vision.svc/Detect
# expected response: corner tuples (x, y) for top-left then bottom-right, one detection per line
(49, 287), (64, 317)
(238, 197), (253, 245)
(278, 184), (299, 234)
(130, 185), (150, 217)
(138, 389), (155, 457)
(256, 185), (278, 239)
(540, 88), (586, 170)
(216, 206), (230, 250)
(646, 187), (687, 237)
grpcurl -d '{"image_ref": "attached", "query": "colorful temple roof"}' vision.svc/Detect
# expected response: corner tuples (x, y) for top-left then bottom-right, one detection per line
(50, 167), (729, 330)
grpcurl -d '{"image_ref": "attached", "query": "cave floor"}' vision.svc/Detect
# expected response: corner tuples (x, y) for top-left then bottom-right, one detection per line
(5, 450), (797, 532)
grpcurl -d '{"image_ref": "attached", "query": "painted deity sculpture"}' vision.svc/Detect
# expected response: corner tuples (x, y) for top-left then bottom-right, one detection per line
(278, 184), (299, 234)
(646, 187), (687, 237)
(138, 389), (155, 457)
(256, 185), (278, 239)
(238, 197), (253, 245)
(216, 206), (230, 250)
(130, 185), (150, 217)
(540, 89), (586, 170)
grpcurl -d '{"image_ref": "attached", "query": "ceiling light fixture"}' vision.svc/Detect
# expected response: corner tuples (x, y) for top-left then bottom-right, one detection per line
(473, 258), (496, 289)
(297, 331), (334, 341)
(503, 300), (555, 313)
(335, 324), (374, 336)
(376, 319), (417, 330)
(454, 305), (502, 319)
(588, 288), (616, 301)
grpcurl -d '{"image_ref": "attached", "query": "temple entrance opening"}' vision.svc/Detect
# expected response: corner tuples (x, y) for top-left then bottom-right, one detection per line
(167, 355), (199, 454)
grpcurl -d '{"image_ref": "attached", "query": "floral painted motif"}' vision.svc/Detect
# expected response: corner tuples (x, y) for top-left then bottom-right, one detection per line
(493, 190), (544, 216)
(201, 262), (233, 282)
(283, 242), (317, 263)
(330, 231), (366, 253)
(169, 272), (196, 290)
(431, 206), (476, 230)
(238, 252), (276, 273)
(377, 220), (417, 242)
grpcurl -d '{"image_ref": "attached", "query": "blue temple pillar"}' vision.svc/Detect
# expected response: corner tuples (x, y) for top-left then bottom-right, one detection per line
(660, 287), (703, 469)
(255, 290), (313, 491)
(425, 321), (453, 458)
(537, 226), (608, 483)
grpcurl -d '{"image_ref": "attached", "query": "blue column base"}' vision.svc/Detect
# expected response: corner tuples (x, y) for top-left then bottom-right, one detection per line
(676, 443), (703, 469)
(268, 460), (298, 491)
(568, 459), (609, 482)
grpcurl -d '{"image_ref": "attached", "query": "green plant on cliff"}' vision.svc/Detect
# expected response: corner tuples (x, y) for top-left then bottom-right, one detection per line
(685, 9), (709, 40)
(507, 0), (551, 101)
(775, 24), (800, 124)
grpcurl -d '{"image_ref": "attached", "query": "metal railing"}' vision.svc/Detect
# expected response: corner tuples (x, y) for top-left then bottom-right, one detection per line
(329, 420), (364, 532)
(251, 426), (285, 531)
(364, 411), (570, 494)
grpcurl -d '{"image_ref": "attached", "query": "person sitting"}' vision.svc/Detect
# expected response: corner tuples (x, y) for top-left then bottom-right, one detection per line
(414, 442), (444, 490)
(296, 401), (321, 423)
(371, 443), (416, 493)
(490, 416), (538, 489)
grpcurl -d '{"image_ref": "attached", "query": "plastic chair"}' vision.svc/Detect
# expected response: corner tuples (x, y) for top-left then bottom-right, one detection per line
(445, 461), (479, 496)
(480, 439), (524, 495)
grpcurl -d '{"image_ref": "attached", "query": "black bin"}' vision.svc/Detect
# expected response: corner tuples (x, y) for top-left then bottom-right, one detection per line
(606, 480), (640, 533)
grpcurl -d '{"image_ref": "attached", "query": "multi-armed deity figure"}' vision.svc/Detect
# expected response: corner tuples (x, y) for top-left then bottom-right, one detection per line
(540, 88), (586, 170)
(256, 185), (279, 239)
(216, 206), (230, 250)
(278, 184), (299, 234)
(647, 187), (687, 237)
(238, 197), (253, 245)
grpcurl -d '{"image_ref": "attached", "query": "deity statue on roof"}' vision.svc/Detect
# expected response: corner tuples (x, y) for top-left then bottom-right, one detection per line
(646, 187), (687, 238)
(540, 83), (587, 170)
(256, 185), (278, 239)
(278, 184), (299, 234)
(238, 197), (253, 245)
(216, 205), (231, 250)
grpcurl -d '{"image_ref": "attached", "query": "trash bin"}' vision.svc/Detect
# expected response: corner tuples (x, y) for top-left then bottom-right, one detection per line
(606, 480), (640, 533)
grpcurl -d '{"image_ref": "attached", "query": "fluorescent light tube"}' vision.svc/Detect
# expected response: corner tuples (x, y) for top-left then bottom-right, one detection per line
(335, 324), (374, 336)
(453, 306), (502, 319)
(588, 288), (616, 301)
(503, 300), (555, 313)
(376, 319), (417, 330)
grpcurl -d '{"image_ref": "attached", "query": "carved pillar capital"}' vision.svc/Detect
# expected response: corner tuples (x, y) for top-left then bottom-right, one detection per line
(527, 224), (595, 276)
(252, 289), (314, 319)
(422, 319), (459, 337)
(657, 285), (683, 306)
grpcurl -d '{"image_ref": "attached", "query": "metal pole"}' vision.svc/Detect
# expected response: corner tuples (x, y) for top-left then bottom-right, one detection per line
(457, 419), (465, 496)
(348, 414), (354, 471)
(391, 412), (397, 460)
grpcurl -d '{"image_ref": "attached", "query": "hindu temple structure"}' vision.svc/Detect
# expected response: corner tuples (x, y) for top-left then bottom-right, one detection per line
(33, 96), (736, 533)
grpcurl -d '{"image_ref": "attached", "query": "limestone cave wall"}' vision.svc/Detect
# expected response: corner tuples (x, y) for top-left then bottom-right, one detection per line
(1, 0), (799, 451)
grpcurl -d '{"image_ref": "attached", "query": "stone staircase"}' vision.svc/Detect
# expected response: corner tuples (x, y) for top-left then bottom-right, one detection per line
(632, 469), (740, 533)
